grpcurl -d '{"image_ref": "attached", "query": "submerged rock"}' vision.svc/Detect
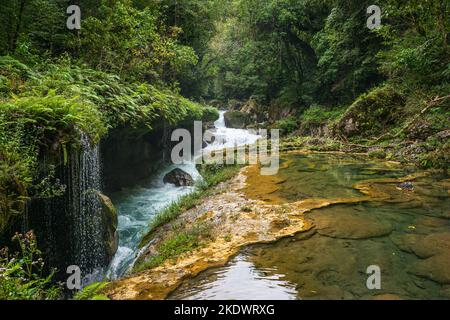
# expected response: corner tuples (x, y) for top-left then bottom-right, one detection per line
(397, 182), (414, 191)
(371, 294), (404, 300)
(410, 232), (450, 259)
(313, 211), (392, 240)
(163, 168), (194, 187)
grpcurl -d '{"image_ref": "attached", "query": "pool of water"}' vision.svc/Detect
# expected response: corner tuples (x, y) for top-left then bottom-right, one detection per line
(170, 153), (450, 300)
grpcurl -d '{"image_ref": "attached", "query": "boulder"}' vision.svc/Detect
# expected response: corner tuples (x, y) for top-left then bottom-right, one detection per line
(436, 130), (450, 140)
(224, 111), (249, 129)
(268, 104), (296, 122)
(410, 253), (450, 284)
(97, 192), (119, 263)
(163, 168), (194, 187)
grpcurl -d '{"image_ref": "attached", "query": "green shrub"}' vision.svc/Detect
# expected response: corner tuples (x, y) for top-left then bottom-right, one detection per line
(0, 231), (61, 300)
(273, 116), (298, 136)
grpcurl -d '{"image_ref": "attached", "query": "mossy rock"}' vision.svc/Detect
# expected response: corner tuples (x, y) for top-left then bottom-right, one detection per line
(334, 86), (405, 138)
(224, 111), (249, 129)
(97, 192), (119, 262)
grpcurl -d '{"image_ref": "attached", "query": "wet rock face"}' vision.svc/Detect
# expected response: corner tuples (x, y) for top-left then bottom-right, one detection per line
(97, 192), (119, 264)
(163, 168), (194, 187)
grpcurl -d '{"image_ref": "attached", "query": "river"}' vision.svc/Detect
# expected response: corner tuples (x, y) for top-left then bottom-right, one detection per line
(107, 111), (260, 278)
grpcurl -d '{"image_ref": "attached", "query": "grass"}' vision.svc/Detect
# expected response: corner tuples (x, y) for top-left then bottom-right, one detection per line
(134, 223), (212, 272)
(73, 282), (110, 300)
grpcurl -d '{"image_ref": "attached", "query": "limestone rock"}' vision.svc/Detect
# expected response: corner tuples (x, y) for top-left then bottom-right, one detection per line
(410, 254), (450, 284)
(313, 212), (392, 240)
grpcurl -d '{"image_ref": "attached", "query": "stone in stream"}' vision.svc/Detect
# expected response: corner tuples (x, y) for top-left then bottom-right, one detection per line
(163, 168), (194, 187)
(410, 253), (450, 284)
(312, 211), (392, 240)
(392, 231), (450, 285)
(397, 181), (414, 191)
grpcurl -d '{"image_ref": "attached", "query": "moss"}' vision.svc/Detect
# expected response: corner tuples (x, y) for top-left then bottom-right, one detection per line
(272, 116), (298, 136)
(368, 149), (387, 159)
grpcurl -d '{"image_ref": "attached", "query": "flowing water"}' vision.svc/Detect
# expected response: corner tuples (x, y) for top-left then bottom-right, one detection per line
(170, 153), (450, 300)
(107, 111), (260, 278)
(70, 132), (105, 282)
(31, 132), (107, 285)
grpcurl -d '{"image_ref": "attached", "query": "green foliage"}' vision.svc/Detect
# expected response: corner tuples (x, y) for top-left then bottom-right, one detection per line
(334, 85), (405, 138)
(301, 105), (343, 124)
(377, 0), (450, 88)
(73, 282), (110, 301)
(1, 94), (107, 146)
(0, 137), (33, 231)
(0, 231), (61, 300)
(135, 222), (212, 272)
(73, 0), (198, 81)
(273, 116), (298, 136)
(312, 0), (384, 104)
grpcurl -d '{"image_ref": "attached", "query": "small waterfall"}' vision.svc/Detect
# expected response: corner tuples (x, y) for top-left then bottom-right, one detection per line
(69, 132), (105, 282)
(28, 131), (109, 286)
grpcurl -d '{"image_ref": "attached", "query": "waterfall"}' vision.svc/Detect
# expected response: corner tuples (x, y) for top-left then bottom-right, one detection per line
(68, 132), (105, 283)
(27, 131), (108, 286)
